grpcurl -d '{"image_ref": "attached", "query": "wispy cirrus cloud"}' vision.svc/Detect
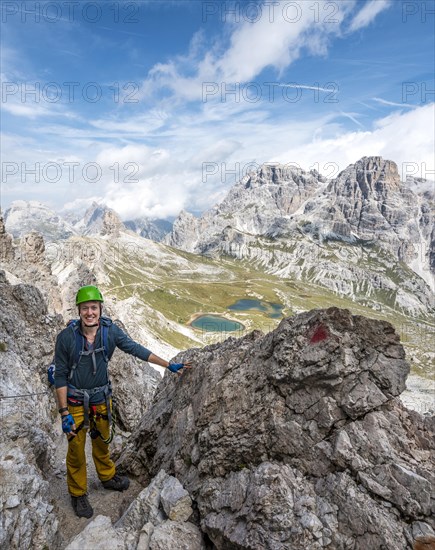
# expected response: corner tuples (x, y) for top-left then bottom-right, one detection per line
(348, 0), (392, 32)
(372, 97), (416, 108)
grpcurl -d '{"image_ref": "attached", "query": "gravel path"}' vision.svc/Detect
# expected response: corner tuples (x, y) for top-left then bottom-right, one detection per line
(48, 425), (143, 549)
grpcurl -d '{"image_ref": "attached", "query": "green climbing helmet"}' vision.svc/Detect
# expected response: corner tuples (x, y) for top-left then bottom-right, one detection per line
(76, 285), (104, 305)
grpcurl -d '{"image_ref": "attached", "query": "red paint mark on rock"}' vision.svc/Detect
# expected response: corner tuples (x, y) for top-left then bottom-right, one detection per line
(310, 325), (328, 344)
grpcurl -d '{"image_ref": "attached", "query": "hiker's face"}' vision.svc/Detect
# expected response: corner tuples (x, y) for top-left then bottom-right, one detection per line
(78, 301), (101, 326)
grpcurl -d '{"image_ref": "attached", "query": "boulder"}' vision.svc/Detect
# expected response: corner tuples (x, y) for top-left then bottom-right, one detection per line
(66, 469), (204, 550)
(117, 307), (434, 549)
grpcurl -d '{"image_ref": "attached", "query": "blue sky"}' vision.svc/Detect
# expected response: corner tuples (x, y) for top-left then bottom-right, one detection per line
(1, 0), (434, 219)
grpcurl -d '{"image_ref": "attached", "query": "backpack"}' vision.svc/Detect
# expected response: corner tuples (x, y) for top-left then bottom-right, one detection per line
(48, 317), (112, 386)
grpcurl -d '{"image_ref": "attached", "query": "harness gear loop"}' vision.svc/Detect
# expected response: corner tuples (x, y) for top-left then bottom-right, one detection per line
(67, 398), (116, 444)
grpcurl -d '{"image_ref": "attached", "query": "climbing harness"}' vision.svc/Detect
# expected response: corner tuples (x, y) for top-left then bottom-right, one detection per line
(67, 381), (113, 430)
(67, 399), (117, 444)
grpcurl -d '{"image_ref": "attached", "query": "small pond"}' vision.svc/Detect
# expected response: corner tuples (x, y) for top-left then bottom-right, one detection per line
(228, 298), (284, 319)
(191, 315), (245, 332)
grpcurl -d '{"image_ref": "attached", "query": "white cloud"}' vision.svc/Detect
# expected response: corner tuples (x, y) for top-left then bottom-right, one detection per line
(1, 71), (79, 120)
(3, 102), (433, 218)
(78, 103), (433, 219)
(142, 0), (353, 103)
(2, 102), (53, 118)
(277, 103), (435, 181)
(348, 0), (391, 32)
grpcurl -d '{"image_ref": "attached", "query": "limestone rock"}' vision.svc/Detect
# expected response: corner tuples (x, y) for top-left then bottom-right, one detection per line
(109, 321), (161, 433)
(101, 209), (124, 237)
(160, 476), (193, 521)
(115, 469), (203, 548)
(20, 231), (46, 264)
(81, 202), (125, 237)
(66, 469), (204, 549)
(118, 307), (434, 549)
(65, 515), (124, 550)
(148, 520), (205, 549)
(0, 213), (14, 261)
(166, 210), (201, 253)
(0, 277), (63, 549)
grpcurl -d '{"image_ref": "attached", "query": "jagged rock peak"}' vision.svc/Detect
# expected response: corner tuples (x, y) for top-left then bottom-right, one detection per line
(19, 231), (46, 265)
(118, 307), (434, 549)
(331, 156), (401, 197)
(0, 212), (6, 234)
(82, 202), (124, 237)
(0, 212), (14, 261)
(242, 162), (327, 189)
(4, 200), (76, 241)
(165, 210), (200, 252)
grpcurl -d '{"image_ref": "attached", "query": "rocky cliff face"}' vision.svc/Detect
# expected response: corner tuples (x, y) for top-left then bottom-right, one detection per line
(0, 213), (14, 262)
(318, 157), (432, 267)
(78, 202), (125, 237)
(167, 164), (326, 250)
(0, 273), (62, 549)
(116, 307), (434, 549)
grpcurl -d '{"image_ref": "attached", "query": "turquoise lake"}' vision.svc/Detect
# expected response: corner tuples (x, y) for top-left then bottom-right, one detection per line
(191, 315), (245, 332)
(228, 299), (284, 319)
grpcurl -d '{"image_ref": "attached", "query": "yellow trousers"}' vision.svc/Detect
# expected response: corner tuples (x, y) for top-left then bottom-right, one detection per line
(67, 402), (116, 496)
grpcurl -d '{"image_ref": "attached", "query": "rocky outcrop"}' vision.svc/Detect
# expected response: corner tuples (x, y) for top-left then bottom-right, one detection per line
(167, 210), (202, 253)
(118, 307), (434, 549)
(165, 165), (326, 252)
(65, 470), (205, 550)
(110, 320), (161, 433)
(0, 213), (14, 262)
(19, 231), (47, 265)
(0, 273), (162, 549)
(324, 157), (428, 252)
(0, 274), (63, 549)
(0, 219), (64, 314)
(79, 202), (125, 237)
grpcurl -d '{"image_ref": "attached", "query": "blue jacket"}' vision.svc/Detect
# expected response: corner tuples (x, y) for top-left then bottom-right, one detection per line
(54, 320), (152, 404)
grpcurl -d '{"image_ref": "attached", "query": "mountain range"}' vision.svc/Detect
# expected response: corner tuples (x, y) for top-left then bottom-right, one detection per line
(165, 156), (434, 315)
(3, 200), (171, 242)
(3, 156), (434, 318)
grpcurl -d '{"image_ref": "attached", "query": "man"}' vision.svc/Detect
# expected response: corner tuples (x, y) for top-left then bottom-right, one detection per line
(55, 285), (192, 519)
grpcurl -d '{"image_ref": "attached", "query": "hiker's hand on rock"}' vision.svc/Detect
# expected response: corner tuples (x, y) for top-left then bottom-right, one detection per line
(168, 362), (193, 375)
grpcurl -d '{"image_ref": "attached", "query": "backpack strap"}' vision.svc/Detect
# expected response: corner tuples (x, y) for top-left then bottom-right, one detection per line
(100, 317), (113, 362)
(67, 320), (83, 381)
(100, 322), (109, 364)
